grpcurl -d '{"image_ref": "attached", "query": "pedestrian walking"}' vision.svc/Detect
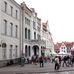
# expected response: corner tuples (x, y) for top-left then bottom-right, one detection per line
(31, 55), (36, 64)
(62, 56), (68, 67)
(71, 56), (74, 66)
(39, 56), (44, 67)
(59, 56), (61, 67)
(68, 56), (73, 67)
(54, 56), (60, 70)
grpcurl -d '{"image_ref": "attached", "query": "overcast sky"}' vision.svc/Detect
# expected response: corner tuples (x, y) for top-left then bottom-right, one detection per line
(15, 0), (74, 43)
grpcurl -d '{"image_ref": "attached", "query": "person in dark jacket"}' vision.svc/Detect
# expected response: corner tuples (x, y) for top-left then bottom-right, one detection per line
(62, 56), (68, 67)
(39, 56), (44, 67)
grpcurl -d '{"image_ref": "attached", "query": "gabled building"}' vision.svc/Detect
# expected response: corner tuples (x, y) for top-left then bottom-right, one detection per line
(54, 42), (74, 56)
(20, 2), (46, 59)
(54, 43), (61, 53)
(41, 21), (54, 57)
(59, 42), (67, 54)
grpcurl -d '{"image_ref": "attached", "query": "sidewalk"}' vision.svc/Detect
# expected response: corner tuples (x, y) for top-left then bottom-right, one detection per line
(0, 63), (74, 73)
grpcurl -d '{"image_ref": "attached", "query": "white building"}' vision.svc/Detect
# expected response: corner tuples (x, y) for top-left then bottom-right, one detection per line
(41, 21), (54, 57)
(59, 42), (67, 54)
(0, 0), (54, 67)
(58, 42), (67, 56)
(21, 2), (46, 59)
(0, 0), (21, 66)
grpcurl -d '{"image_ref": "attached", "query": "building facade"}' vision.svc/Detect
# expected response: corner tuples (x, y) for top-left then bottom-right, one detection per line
(41, 21), (54, 57)
(59, 42), (67, 54)
(0, 0), (54, 66)
(54, 42), (74, 56)
(0, 0), (21, 66)
(21, 2), (46, 60)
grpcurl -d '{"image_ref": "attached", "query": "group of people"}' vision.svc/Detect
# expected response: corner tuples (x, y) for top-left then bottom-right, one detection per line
(31, 55), (44, 67)
(19, 55), (46, 67)
(20, 54), (74, 70)
(54, 55), (74, 70)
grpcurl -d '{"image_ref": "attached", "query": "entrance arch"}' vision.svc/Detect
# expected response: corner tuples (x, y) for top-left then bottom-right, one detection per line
(32, 45), (39, 56)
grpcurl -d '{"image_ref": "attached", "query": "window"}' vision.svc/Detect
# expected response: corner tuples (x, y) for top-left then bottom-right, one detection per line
(25, 17), (30, 25)
(16, 10), (18, 19)
(15, 46), (18, 57)
(9, 45), (13, 58)
(3, 47), (6, 59)
(15, 25), (18, 38)
(10, 23), (13, 37)
(28, 29), (30, 40)
(37, 26), (40, 32)
(64, 47), (65, 49)
(34, 32), (36, 40)
(50, 50), (51, 52)
(4, 20), (7, 35)
(33, 21), (36, 29)
(63, 50), (65, 52)
(25, 45), (27, 57)
(37, 34), (40, 40)
(4, 1), (7, 12)
(10, 6), (13, 16)
(28, 46), (31, 56)
(25, 28), (27, 39)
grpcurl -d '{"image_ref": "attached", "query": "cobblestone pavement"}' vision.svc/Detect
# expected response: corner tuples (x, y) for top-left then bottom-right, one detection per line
(0, 63), (74, 74)
(0, 71), (74, 74)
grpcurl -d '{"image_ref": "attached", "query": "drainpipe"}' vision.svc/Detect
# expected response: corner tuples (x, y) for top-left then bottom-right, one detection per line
(21, 6), (24, 57)
(19, 3), (25, 66)
(20, 3), (24, 58)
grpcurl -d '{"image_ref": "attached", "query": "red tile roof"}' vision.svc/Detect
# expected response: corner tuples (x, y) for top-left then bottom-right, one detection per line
(54, 43), (61, 50)
(63, 42), (74, 48)
(54, 42), (74, 51)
